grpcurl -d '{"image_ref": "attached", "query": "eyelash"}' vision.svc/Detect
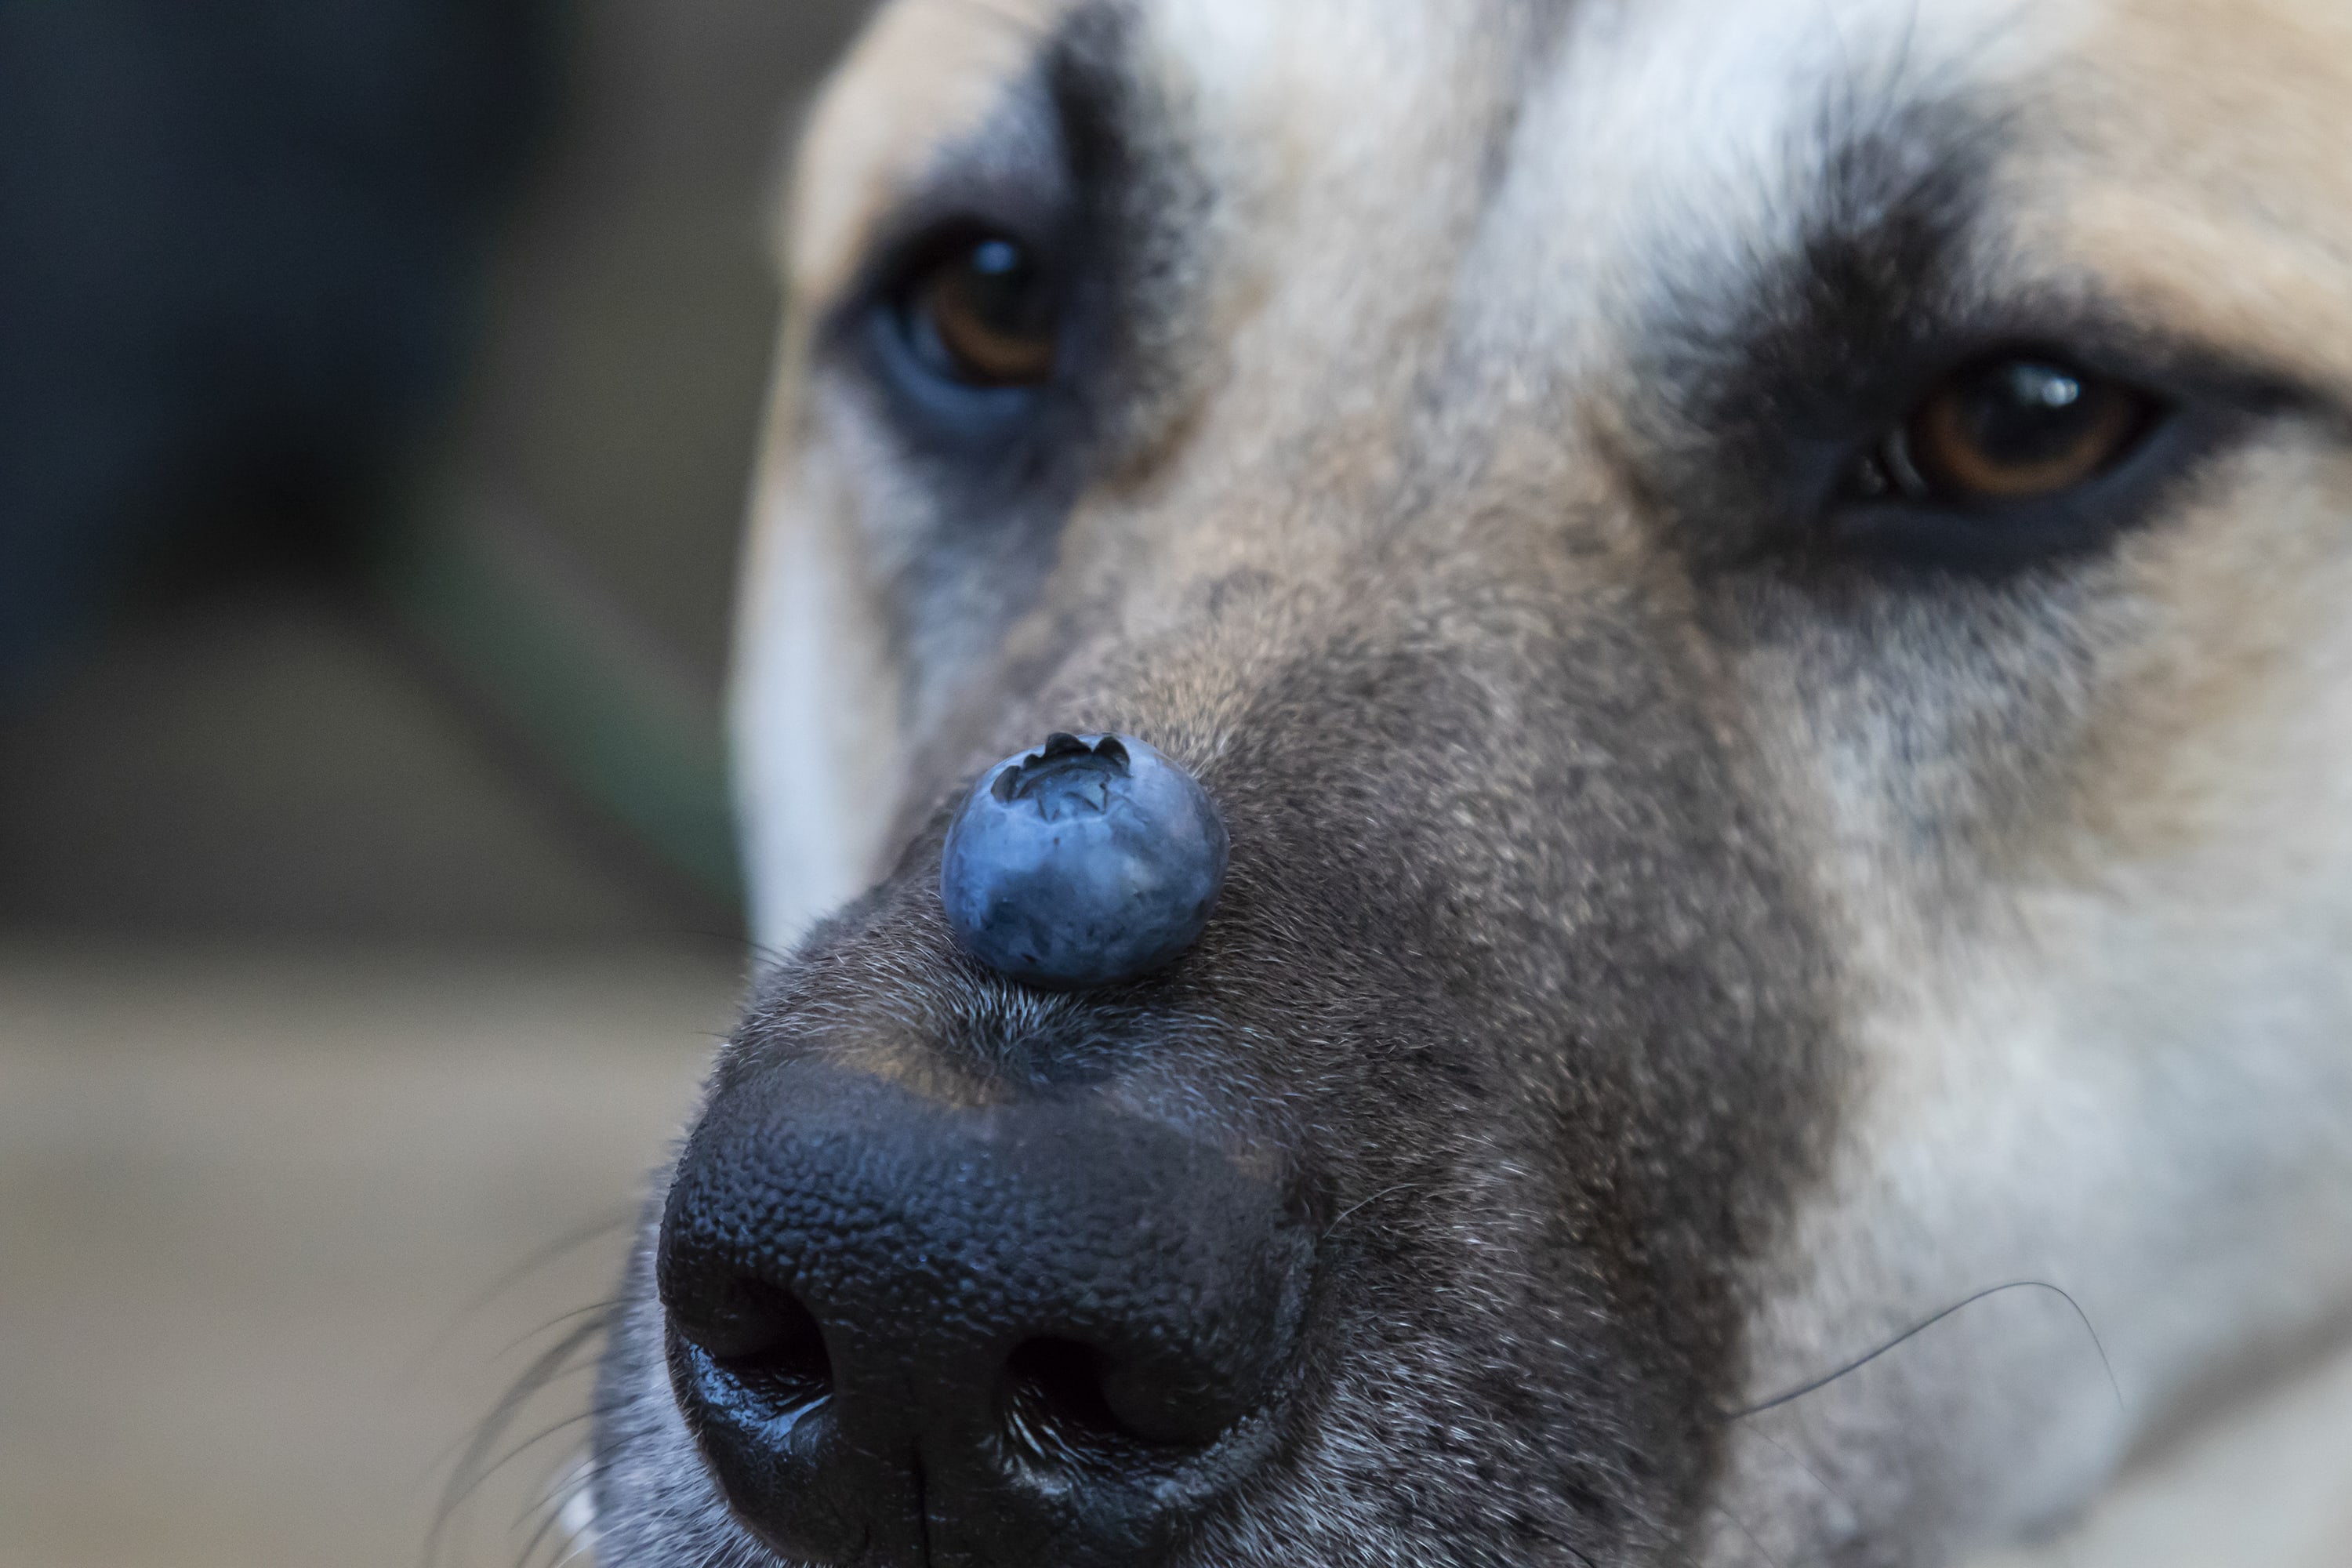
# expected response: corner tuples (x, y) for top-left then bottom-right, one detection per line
(1847, 423), (1932, 500)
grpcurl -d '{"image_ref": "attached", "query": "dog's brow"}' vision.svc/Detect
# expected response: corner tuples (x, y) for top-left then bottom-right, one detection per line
(811, 0), (1167, 363)
(1621, 107), (1987, 437)
(783, 0), (1104, 305)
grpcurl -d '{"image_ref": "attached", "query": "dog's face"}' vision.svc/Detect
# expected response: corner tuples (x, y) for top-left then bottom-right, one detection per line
(591, 2), (2352, 1564)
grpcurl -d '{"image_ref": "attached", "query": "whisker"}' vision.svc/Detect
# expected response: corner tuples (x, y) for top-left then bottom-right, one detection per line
(488, 1413), (606, 1526)
(493, 1298), (626, 1363)
(441, 1407), (601, 1555)
(427, 1312), (614, 1568)
(415, 1352), (604, 1498)
(514, 1456), (597, 1568)
(413, 1213), (639, 1374)
(1737, 1420), (1858, 1526)
(1710, 1500), (1789, 1568)
(1725, 1279), (2124, 1421)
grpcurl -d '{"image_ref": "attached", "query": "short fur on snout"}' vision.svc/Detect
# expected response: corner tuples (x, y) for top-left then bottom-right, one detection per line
(590, 1), (2352, 1564)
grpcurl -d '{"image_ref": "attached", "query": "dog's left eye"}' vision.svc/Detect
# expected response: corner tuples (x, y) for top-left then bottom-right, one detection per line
(892, 233), (1062, 389)
(1854, 357), (2160, 506)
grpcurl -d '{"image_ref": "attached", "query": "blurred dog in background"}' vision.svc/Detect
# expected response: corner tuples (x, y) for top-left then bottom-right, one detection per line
(590, 1), (2352, 1563)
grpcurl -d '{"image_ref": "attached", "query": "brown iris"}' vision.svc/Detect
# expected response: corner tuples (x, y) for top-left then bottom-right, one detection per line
(902, 234), (1059, 387)
(1899, 358), (2153, 501)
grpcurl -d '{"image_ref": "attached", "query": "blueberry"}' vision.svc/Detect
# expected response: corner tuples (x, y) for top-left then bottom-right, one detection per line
(941, 733), (1229, 989)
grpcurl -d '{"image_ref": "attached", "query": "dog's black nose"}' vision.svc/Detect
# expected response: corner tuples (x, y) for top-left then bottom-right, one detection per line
(940, 732), (1228, 989)
(657, 1062), (1306, 1568)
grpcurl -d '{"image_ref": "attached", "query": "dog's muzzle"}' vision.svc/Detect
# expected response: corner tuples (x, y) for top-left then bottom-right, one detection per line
(656, 736), (1294, 1566)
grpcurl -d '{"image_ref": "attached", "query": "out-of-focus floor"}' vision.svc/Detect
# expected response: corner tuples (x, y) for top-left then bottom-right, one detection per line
(0, 944), (735, 1568)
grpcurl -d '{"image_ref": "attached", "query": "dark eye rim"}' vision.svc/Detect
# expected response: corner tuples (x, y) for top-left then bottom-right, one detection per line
(1824, 401), (2208, 572)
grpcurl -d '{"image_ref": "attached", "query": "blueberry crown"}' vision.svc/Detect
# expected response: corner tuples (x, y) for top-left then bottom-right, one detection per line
(989, 732), (1133, 817)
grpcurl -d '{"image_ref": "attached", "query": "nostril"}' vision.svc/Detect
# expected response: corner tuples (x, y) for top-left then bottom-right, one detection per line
(1002, 1338), (1127, 1460)
(661, 1273), (855, 1567)
(1000, 1338), (1235, 1460)
(674, 1276), (833, 1414)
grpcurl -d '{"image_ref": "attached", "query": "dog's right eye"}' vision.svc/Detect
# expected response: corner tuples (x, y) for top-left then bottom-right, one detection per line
(1814, 351), (2193, 572)
(1860, 358), (2160, 506)
(891, 233), (1062, 390)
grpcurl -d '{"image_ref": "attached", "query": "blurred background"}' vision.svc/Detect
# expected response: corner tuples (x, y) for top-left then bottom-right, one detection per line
(0, 1), (869, 1562)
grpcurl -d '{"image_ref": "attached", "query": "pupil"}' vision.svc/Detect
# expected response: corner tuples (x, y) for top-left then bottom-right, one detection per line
(970, 238), (1025, 280)
(957, 238), (1041, 331)
(1961, 361), (2100, 466)
(2006, 361), (2082, 410)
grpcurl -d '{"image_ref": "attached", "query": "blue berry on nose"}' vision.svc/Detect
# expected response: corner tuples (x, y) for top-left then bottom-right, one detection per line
(941, 732), (1229, 989)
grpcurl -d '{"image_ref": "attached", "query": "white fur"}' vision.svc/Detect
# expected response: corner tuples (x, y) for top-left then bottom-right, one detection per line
(732, 435), (903, 949)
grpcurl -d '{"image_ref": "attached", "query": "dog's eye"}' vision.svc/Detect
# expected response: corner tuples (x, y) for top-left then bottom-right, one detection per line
(1858, 358), (2158, 504)
(895, 234), (1060, 388)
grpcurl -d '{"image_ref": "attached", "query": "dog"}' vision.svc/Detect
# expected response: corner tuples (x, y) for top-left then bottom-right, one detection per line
(583, 1), (2352, 1563)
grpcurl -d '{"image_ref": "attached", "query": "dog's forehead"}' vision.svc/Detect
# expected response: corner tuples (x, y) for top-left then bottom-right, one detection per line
(793, 0), (2352, 366)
